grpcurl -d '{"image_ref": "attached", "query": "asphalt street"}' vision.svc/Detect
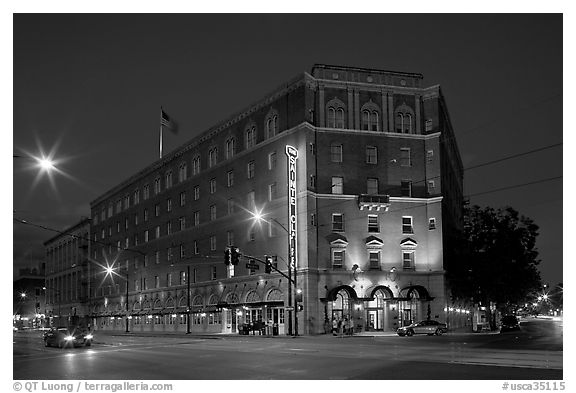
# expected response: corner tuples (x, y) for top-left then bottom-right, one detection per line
(13, 317), (562, 380)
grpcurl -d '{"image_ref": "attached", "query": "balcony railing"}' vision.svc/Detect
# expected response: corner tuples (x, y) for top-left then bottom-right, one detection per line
(358, 194), (390, 211)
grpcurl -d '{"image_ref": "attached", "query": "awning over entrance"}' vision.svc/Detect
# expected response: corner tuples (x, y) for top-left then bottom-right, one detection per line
(324, 285), (359, 301)
(398, 285), (434, 301)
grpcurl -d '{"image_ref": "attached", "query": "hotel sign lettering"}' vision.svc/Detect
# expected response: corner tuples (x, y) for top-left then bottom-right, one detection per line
(285, 145), (298, 270)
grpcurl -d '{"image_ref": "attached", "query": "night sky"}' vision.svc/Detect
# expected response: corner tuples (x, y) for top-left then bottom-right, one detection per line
(12, 13), (563, 286)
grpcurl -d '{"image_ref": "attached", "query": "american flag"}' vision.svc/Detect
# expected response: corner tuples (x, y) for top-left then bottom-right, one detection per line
(161, 108), (178, 133)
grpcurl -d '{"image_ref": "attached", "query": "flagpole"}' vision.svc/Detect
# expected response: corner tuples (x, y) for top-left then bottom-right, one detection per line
(160, 107), (163, 159)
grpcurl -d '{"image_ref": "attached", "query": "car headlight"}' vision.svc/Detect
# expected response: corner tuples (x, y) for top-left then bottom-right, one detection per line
(85, 334), (93, 340)
(64, 335), (74, 341)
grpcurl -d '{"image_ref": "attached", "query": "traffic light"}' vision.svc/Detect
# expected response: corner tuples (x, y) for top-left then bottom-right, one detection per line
(224, 248), (231, 265)
(297, 304), (303, 312)
(295, 289), (303, 303)
(230, 247), (240, 265)
(265, 255), (273, 274)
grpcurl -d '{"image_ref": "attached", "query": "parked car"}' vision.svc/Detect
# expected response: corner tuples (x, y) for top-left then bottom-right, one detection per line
(43, 326), (93, 348)
(397, 320), (448, 336)
(500, 315), (521, 333)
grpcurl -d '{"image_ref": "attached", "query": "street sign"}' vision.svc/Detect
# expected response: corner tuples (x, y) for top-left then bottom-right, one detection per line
(246, 263), (259, 270)
(285, 306), (294, 311)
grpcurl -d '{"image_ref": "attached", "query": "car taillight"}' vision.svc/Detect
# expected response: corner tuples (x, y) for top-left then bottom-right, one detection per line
(85, 334), (93, 340)
(64, 335), (74, 341)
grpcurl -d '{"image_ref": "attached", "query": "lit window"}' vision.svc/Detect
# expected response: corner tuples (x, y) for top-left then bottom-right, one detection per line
(167, 273), (172, 287)
(369, 251), (380, 269)
(332, 213), (344, 232)
(368, 215), (379, 233)
(331, 177), (343, 194)
(155, 226), (160, 239)
(210, 178), (216, 194)
(180, 271), (186, 285)
(402, 216), (413, 234)
(155, 204), (160, 217)
(332, 249), (345, 268)
(429, 218), (436, 230)
(144, 230), (149, 242)
(402, 251), (415, 270)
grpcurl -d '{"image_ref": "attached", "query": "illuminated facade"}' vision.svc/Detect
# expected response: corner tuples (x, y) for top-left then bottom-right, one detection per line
(88, 64), (463, 335)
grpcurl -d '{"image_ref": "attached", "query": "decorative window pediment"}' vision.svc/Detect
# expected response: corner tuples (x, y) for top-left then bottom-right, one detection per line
(365, 235), (384, 248)
(326, 232), (348, 246)
(400, 237), (418, 248)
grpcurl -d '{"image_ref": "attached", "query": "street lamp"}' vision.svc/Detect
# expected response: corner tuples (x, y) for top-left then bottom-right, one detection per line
(251, 211), (297, 336)
(104, 266), (130, 333)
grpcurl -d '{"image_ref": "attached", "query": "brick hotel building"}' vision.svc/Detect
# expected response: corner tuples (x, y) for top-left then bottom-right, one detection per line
(86, 64), (464, 335)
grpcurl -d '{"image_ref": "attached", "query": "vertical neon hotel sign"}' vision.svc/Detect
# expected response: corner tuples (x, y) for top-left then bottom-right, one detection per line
(286, 145), (298, 270)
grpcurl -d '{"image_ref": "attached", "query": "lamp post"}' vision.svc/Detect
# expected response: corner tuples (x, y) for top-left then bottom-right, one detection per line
(252, 212), (297, 336)
(105, 266), (130, 333)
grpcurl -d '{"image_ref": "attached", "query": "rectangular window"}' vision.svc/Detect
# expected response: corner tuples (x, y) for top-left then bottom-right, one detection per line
(247, 191), (255, 210)
(165, 171), (173, 189)
(210, 205), (217, 221)
(427, 149), (434, 163)
(194, 211), (200, 226)
(367, 178), (379, 195)
(403, 251), (415, 270)
(366, 146), (378, 164)
(179, 217), (186, 231)
(143, 278), (148, 290)
(194, 186), (200, 201)
(227, 171), (234, 187)
(331, 144), (343, 163)
(193, 157), (200, 175)
(332, 249), (345, 268)
(400, 148), (411, 167)
(368, 215), (379, 233)
(331, 176), (343, 194)
(227, 199), (235, 215)
(154, 177), (161, 194)
(401, 180), (412, 197)
(135, 280), (140, 291)
(144, 254), (148, 267)
(135, 213), (139, 226)
(143, 185), (149, 200)
(144, 208), (148, 222)
(247, 161), (255, 179)
(248, 230), (256, 242)
(425, 119), (433, 132)
(227, 231), (234, 247)
(116, 200), (121, 214)
(180, 271), (186, 285)
(310, 175), (316, 188)
(332, 213), (344, 232)
(155, 276), (160, 288)
(211, 266), (217, 280)
(155, 225), (160, 239)
(144, 230), (149, 242)
(124, 195), (130, 210)
(167, 247), (173, 261)
(268, 221), (277, 238)
(167, 198), (172, 212)
(268, 183), (277, 201)
(268, 152), (277, 170)
(402, 216), (413, 234)
(209, 148), (218, 168)
(155, 250), (160, 264)
(193, 268), (197, 283)
(134, 189), (140, 205)
(155, 204), (160, 217)
(369, 251), (380, 269)
(427, 180), (436, 194)
(180, 244), (185, 258)
(194, 241), (199, 255)
(429, 217), (436, 230)
(210, 236), (217, 251)
(210, 178), (216, 194)
(180, 192), (186, 207)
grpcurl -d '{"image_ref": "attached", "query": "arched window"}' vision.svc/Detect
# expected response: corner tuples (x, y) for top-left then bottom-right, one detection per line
(245, 125), (256, 149)
(394, 104), (415, 134)
(265, 110), (279, 139)
(192, 156), (201, 175)
(361, 102), (380, 131)
(326, 98), (346, 129)
(225, 138), (235, 159)
(178, 162), (187, 182)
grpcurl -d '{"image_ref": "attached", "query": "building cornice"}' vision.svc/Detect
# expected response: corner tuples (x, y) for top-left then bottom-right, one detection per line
(315, 127), (441, 140)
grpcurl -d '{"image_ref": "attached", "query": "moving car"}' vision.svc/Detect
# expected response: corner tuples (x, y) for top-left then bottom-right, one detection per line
(43, 326), (93, 348)
(500, 315), (520, 333)
(397, 320), (448, 336)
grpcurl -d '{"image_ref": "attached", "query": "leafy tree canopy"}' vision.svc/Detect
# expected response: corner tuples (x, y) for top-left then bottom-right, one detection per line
(448, 205), (542, 311)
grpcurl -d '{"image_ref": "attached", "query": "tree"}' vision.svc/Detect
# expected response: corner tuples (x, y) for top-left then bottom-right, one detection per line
(447, 206), (542, 327)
